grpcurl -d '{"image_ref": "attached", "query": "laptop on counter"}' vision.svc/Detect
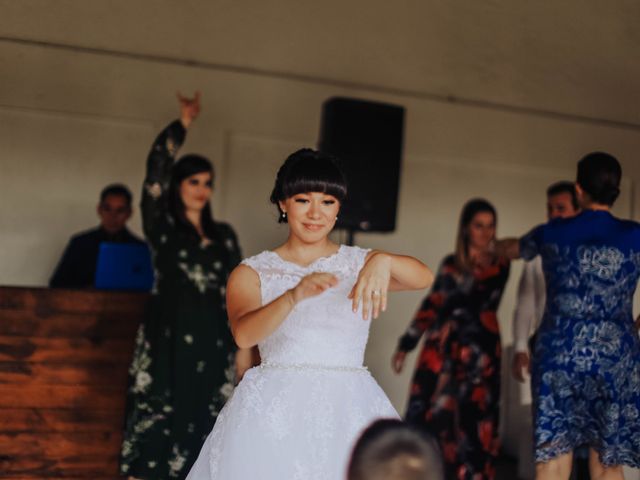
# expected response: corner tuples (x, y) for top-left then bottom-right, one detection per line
(95, 243), (154, 291)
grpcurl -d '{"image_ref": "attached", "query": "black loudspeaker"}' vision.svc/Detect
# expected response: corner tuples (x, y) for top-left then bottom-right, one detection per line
(318, 97), (404, 233)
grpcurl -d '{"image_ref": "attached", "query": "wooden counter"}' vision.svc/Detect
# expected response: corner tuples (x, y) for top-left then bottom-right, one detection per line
(0, 287), (147, 479)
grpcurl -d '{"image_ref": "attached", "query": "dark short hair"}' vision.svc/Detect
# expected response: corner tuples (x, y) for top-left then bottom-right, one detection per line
(270, 148), (347, 223)
(347, 419), (443, 480)
(546, 181), (579, 211)
(100, 183), (133, 206)
(576, 152), (621, 206)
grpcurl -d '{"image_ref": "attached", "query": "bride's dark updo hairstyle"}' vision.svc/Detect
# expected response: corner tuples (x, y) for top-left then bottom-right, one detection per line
(576, 151), (622, 207)
(270, 148), (348, 223)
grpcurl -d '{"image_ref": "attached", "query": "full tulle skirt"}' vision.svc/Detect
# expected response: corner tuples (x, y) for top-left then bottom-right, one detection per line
(186, 364), (398, 480)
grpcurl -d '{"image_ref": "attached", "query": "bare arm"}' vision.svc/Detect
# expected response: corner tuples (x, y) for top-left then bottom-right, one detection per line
(493, 238), (521, 260)
(177, 91), (200, 128)
(383, 252), (434, 292)
(350, 251), (434, 320)
(141, 92), (200, 242)
(235, 348), (255, 382)
(227, 265), (338, 349)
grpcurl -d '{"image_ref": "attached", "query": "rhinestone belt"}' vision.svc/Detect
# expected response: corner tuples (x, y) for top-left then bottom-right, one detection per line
(258, 361), (369, 374)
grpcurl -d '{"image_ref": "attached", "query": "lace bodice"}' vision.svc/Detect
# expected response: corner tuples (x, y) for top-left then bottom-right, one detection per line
(241, 245), (371, 368)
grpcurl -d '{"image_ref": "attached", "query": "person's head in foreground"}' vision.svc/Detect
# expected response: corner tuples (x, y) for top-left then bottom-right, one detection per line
(576, 151), (621, 209)
(347, 419), (444, 480)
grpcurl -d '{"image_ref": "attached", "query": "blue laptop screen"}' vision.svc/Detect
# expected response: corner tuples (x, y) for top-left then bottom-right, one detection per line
(95, 242), (154, 291)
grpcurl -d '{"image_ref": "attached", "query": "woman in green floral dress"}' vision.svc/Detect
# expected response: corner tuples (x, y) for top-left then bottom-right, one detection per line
(119, 93), (243, 479)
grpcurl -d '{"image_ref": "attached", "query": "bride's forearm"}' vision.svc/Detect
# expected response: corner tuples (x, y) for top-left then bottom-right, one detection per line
(370, 251), (433, 291)
(231, 291), (295, 349)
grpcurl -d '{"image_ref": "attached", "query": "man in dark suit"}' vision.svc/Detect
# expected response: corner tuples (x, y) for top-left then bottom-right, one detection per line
(49, 184), (145, 288)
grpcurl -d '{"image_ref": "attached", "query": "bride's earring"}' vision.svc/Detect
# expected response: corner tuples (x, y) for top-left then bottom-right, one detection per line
(281, 211), (287, 220)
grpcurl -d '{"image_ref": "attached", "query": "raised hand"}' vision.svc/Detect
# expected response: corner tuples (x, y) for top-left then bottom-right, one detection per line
(288, 272), (339, 306)
(349, 253), (391, 320)
(177, 91), (201, 128)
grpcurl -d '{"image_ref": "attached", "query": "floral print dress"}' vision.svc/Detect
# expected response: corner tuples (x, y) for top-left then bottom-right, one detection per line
(520, 210), (640, 467)
(119, 120), (242, 479)
(398, 254), (510, 480)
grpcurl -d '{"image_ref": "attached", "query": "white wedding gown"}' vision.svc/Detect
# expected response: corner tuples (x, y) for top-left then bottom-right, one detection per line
(186, 245), (398, 480)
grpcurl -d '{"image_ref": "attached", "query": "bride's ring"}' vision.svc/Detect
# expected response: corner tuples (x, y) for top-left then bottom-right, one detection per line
(372, 290), (381, 296)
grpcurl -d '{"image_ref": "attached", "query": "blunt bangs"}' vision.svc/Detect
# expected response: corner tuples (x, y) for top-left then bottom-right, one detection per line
(281, 163), (347, 201)
(271, 148), (347, 204)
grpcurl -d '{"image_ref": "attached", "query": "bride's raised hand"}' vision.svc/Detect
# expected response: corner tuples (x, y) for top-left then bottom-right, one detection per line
(287, 272), (339, 306)
(348, 253), (391, 320)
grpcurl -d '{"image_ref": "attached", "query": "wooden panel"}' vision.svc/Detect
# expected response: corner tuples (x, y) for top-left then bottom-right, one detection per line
(1, 475), (118, 480)
(0, 287), (144, 479)
(1, 476), (118, 480)
(0, 287), (147, 315)
(0, 432), (121, 457)
(0, 310), (140, 339)
(0, 409), (124, 433)
(0, 444), (120, 478)
(0, 458), (119, 478)
(0, 385), (126, 409)
(0, 361), (129, 386)
(0, 433), (121, 478)
(0, 337), (133, 363)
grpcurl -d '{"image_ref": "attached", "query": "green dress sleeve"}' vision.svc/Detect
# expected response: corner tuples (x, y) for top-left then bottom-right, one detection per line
(140, 120), (186, 246)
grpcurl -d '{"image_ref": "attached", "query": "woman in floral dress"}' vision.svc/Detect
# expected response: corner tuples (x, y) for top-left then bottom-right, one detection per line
(392, 199), (510, 480)
(119, 93), (242, 479)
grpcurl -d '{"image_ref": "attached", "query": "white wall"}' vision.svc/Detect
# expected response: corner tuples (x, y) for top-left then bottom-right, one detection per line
(2, 3), (640, 478)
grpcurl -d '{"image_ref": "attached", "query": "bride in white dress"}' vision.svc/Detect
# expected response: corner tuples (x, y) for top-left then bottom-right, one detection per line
(186, 148), (433, 480)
